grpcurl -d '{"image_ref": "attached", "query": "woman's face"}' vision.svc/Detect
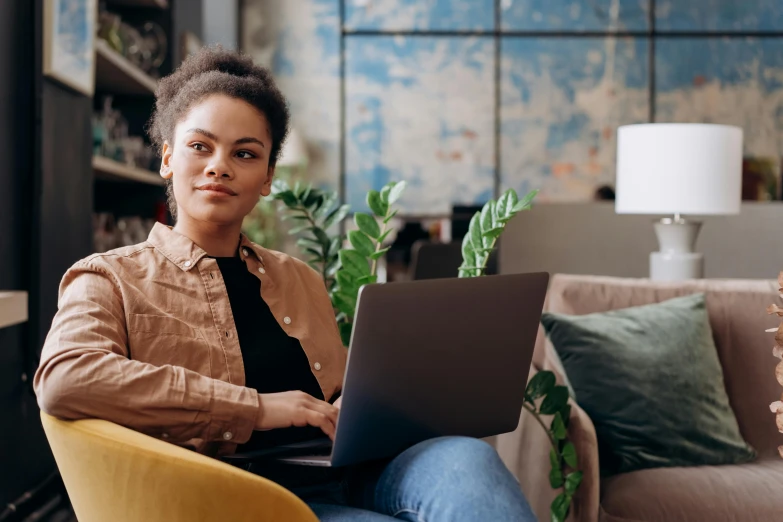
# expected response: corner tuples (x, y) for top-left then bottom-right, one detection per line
(160, 94), (275, 226)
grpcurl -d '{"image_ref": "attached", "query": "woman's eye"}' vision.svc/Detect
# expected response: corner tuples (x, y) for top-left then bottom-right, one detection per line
(191, 143), (206, 152)
(236, 150), (256, 159)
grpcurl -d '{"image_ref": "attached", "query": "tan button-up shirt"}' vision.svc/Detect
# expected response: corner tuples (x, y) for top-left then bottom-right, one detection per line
(34, 223), (347, 457)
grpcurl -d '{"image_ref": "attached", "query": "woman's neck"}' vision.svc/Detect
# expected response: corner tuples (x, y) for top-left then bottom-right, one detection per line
(173, 217), (243, 258)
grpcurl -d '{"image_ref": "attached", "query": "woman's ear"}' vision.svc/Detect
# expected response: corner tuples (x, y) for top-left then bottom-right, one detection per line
(260, 166), (276, 197)
(160, 142), (173, 180)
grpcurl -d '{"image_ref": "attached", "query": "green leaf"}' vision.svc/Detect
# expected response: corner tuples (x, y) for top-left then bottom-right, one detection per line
(550, 412), (566, 441)
(560, 404), (572, 429)
(370, 247), (390, 260)
(480, 201), (496, 249)
(313, 228), (331, 250)
(297, 237), (322, 251)
(355, 213), (381, 239)
(549, 448), (559, 469)
(383, 209), (399, 224)
(540, 385), (569, 415)
(327, 236), (342, 258)
(288, 223), (310, 235)
(378, 228), (393, 244)
(468, 212), (482, 249)
(565, 471), (583, 496)
(562, 441), (578, 469)
(461, 233), (474, 267)
(549, 455), (564, 489)
(299, 185), (312, 204)
(348, 230), (375, 257)
(356, 274), (377, 286)
(293, 181), (303, 197)
(326, 260), (341, 278)
(336, 270), (358, 293)
(339, 249), (370, 277)
(367, 190), (387, 217)
(303, 191), (322, 210)
(277, 190), (298, 207)
(495, 190), (512, 221)
(332, 291), (356, 317)
(303, 247), (322, 259)
(339, 322), (353, 347)
(550, 493), (570, 522)
(483, 226), (505, 240)
(525, 370), (555, 400)
(323, 204), (350, 230)
(380, 184), (393, 205)
(387, 180), (407, 205)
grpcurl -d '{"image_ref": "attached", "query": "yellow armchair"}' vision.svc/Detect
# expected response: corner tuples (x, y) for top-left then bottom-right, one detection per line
(40, 412), (318, 522)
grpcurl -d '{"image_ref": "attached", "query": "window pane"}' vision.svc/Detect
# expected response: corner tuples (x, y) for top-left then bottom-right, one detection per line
(656, 0), (783, 31)
(346, 37), (495, 214)
(501, 0), (649, 31)
(656, 38), (783, 178)
(345, 0), (495, 31)
(501, 37), (649, 200)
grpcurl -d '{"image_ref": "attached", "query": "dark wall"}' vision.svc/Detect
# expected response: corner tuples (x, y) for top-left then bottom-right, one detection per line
(0, 0), (94, 511)
(0, 0), (53, 509)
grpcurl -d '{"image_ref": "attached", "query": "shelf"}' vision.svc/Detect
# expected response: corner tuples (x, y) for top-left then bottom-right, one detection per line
(106, 0), (168, 8)
(0, 291), (27, 330)
(96, 39), (158, 95)
(93, 156), (165, 186)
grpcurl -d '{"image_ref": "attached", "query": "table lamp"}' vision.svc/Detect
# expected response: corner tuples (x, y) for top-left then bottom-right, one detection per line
(615, 123), (743, 281)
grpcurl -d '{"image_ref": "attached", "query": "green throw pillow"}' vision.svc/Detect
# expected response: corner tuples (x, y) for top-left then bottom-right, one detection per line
(541, 293), (756, 476)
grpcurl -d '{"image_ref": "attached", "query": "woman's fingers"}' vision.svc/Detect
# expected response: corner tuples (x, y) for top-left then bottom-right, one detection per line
(306, 409), (336, 440)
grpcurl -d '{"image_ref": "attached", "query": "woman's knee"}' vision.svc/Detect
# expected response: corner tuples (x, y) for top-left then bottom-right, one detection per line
(395, 436), (504, 474)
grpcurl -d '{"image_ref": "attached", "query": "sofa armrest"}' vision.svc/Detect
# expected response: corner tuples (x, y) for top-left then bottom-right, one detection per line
(491, 367), (600, 522)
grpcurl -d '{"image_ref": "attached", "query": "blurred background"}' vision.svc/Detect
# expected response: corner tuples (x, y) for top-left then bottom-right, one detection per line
(2, 0), (783, 519)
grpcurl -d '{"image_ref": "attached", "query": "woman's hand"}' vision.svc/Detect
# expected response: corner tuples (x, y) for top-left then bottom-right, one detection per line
(333, 396), (342, 409)
(255, 391), (339, 440)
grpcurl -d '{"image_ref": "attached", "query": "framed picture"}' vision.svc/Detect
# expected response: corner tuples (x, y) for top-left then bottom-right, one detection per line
(43, 0), (97, 96)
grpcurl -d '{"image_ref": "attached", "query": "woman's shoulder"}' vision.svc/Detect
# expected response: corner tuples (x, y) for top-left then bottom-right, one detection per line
(66, 241), (156, 276)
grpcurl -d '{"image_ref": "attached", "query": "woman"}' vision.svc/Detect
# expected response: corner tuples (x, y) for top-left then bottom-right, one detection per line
(34, 47), (535, 521)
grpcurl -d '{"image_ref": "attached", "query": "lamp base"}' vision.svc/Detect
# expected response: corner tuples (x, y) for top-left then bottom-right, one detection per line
(650, 252), (704, 281)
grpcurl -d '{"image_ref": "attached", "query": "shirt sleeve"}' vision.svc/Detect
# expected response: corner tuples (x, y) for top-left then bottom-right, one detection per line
(33, 260), (259, 444)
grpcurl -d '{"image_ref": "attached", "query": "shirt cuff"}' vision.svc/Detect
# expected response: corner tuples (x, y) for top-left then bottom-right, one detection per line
(207, 380), (259, 444)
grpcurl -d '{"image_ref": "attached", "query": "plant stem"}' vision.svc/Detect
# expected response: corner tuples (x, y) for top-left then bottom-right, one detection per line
(300, 206), (330, 286)
(522, 402), (567, 496)
(372, 218), (389, 276)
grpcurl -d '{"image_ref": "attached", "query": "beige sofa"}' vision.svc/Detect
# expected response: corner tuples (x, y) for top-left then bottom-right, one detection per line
(491, 274), (783, 522)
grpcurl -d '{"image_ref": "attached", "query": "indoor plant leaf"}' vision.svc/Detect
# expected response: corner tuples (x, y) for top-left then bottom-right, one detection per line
(314, 228), (331, 250)
(540, 385), (569, 415)
(355, 212), (381, 239)
(332, 291), (356, 317)
(277, 190), (298, 207)
(468, 213), (483, 250)
(483, 226), (505, 240)
(348, 230), (375, 257)
(550, 412), (566, 441)
(383, 209), (399, 224)
(339, 322), (352, 346)
(336, 270), (358, 293)
(323, 204), (350, 230)
(380, 184), (393, 205)
(387, 180), (407, 205)
(339, 249), (370, 277)
(565, 471), (583, 496)
(562, 441), (578, 469)
(288, 224), (311, 235)
(367, 190), (387, 217)
(549, 454), (564, 489)
(297, 237), (322, 252)
(356, 274), (377, 286)
(378, 228), (393, 244)
(526, 370), (556, 400)
(550, 493), (570, 522)
(370, 247), (390, 260)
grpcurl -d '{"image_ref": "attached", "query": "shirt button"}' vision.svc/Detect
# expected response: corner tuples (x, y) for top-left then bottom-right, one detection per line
(223, 432), (233, 441)
(258, 267), (266, 274)
(242, 248), (249, 257)
(283, 316), (291, 325)
(184, 260), (192, 267)
(314, 362), (322, 371)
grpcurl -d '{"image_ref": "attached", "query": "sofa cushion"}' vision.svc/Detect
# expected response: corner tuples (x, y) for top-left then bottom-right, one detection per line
(600, 459), (783, 522)
(542, 293), (756, 476)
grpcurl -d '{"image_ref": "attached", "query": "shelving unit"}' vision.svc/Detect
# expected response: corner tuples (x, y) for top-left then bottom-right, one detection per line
(93, 156), (164, 186)
(0, 291), (28, 330)
(95, 39), (158, 96)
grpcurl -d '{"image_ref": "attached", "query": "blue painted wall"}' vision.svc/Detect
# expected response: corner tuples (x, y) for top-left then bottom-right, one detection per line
(243, 0), (783, 213)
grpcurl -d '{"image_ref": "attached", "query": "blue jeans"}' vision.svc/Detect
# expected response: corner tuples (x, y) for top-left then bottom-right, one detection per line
(248, 436), (536, 521)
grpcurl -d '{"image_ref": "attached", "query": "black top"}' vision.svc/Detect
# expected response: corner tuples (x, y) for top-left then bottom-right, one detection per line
(215, 256), (325, 451)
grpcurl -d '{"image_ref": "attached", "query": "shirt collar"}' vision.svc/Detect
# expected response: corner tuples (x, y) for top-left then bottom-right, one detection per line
(147, 222), (265, 272)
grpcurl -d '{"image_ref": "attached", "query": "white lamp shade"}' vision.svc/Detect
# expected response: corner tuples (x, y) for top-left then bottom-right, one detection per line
(276, 128), (308, 167)
(615, 123), (743, 215)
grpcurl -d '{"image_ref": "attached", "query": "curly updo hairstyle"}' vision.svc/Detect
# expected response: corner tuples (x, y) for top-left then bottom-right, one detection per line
(148, 46), (290, 218)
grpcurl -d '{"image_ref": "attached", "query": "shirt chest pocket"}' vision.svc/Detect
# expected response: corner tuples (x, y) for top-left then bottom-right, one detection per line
(127, 314), (212, 377)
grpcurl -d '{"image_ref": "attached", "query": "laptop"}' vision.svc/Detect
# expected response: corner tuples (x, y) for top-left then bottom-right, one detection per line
(229, 272), (549, 468)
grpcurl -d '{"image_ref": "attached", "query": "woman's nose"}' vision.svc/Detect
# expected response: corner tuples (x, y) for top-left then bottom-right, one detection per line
(205, 156), (233, 178)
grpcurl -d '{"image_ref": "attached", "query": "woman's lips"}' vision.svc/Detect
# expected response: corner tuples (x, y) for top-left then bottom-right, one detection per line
(196, 183), (237, 196)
